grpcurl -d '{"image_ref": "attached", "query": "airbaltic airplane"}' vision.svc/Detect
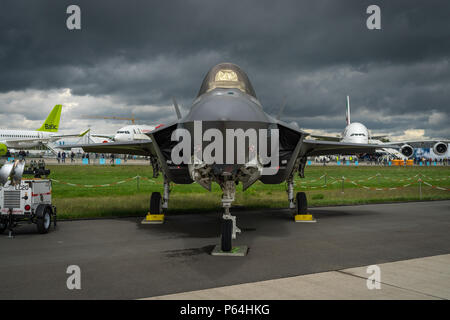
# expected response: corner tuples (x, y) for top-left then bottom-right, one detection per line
(0, 105), (88, 156)
(310, 96), (449, 158)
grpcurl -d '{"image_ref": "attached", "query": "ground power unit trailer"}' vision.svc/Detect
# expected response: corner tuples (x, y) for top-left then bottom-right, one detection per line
(0, 160), (56, 235)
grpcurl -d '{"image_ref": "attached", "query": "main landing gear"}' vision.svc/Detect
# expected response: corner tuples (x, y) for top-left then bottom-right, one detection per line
(291, 189), (316, 223)
(142, 177), (170, 224)
(286, 171), (316, 222)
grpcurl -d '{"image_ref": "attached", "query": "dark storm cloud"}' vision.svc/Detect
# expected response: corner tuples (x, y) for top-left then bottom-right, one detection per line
(0, 0), (449, 137)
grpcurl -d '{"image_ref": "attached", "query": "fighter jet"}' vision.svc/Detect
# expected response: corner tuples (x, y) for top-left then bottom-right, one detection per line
(66, 63), (379, 252)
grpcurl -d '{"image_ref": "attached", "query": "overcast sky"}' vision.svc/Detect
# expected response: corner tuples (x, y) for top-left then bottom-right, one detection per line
(0, 0), (449, 140)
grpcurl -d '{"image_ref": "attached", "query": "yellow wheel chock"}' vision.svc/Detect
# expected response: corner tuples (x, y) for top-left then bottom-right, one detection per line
(141, 212), (165, 224)
(294, 214), (316, 223)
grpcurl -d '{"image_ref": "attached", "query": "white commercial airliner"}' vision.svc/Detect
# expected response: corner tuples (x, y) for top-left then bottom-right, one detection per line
(310, 96), (449, 158)
(0, 105), (88, 156)
(91, 124), (163, 142)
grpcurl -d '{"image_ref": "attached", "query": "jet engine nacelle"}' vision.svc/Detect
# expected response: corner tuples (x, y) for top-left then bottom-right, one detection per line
(0, 143), (8, 156)
(433, 142), (448, 155)
(400, 144), (414, 158)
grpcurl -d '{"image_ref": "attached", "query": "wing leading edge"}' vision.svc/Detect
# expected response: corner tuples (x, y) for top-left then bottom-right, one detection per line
(61, 140), (155, 157)
(300, 139), (378, 157)
(381, 140), (450, 149)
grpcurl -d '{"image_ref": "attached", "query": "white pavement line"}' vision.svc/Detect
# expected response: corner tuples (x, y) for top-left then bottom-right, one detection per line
(142, 254), (450, 300)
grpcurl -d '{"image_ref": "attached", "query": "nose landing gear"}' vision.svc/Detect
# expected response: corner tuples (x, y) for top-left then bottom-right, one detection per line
(212, 180), (248, 256)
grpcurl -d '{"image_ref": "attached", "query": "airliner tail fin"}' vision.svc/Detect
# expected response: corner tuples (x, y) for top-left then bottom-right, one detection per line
(37, 104), (62, 132)
(346, 96), (351, 125)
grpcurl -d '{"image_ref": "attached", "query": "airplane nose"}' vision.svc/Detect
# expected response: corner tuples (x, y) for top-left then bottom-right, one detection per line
(114, 134), (126, 142)
(185, 91), (270, 122)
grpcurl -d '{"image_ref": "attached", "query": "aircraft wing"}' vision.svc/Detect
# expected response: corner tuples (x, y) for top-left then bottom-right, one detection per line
(309, 134), (341, 142)
(60, 140), (155, 156)
(50, 129), (91, 140)
(90, 133), (115, 140)
(371, 135), (387, 140)
(300, 139), (378, 156)
(380, 140), (450, 148)
(2, 138), (51, 148)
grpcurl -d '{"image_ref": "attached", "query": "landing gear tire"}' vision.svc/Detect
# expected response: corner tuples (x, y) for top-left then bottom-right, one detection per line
(150, 192), (162, 214)
(296, 192), (307, 215)
(36, 206), (52, 234)
(221, 218), (233, 252)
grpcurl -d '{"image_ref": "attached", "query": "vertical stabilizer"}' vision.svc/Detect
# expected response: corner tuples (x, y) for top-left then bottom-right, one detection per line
(346, 96), (351, 125)
(37, 104), (62, 132)
(172, 97), (182, 120)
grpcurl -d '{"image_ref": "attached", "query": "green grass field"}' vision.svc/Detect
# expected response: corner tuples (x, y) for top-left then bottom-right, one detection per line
(33, 164), (450, 219)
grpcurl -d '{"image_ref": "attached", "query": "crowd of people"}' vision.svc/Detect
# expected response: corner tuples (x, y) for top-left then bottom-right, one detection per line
(57, 152), (133, 164)
(2, 149), (449, 166)
(56, 151), (75, 163)
(313, 154), (449, 166)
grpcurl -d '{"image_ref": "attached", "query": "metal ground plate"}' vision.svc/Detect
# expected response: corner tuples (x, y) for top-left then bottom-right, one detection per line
(211, 245), (248, 256)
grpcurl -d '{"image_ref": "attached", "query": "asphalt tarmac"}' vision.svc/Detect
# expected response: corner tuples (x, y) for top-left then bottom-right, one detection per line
(0, 200), (449, 299)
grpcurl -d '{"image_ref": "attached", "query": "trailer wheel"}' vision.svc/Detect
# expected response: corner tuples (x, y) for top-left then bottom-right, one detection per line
(53, 207), (57, 228)
(36, 205), (52, 234)
(0, 220), (6, 234)
(150, 192), (162, 214)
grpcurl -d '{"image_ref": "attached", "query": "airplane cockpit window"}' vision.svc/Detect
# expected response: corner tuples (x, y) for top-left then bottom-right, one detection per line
(350, 133), (366, 137)
(197, 63), (257, 98)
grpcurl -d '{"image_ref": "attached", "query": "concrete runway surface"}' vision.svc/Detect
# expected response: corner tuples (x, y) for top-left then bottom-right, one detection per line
(0, 200), (449, 299)
(147, 254), (450, 300)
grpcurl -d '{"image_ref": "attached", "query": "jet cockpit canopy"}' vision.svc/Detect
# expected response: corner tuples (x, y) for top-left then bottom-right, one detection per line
(197, 63), (257, 99)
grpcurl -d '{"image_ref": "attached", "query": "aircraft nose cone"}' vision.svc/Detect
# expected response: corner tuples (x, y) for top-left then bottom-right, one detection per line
(185, 91), (269, 123)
